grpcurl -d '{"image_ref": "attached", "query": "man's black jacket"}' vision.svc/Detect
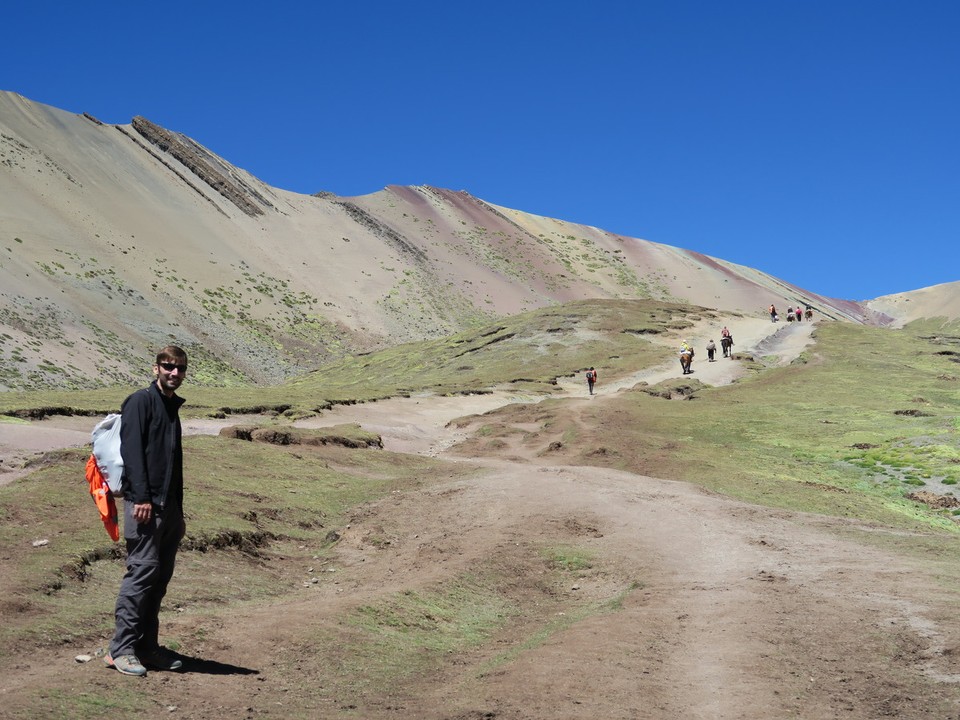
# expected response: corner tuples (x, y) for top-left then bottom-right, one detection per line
(119, 382), (184, 509)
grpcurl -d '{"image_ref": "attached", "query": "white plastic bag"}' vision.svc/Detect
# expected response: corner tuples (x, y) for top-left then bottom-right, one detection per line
(91, 413), (124, 494)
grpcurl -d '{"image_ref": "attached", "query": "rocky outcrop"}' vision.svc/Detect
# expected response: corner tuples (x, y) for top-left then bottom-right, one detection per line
(333, 200), (428, 263)
(130, 116), (269, 216)
(115, 125), (230, 217)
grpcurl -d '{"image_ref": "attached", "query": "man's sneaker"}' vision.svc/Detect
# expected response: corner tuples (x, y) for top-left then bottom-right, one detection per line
(140, 647), (183, 671)
(105, 653), (147, 676)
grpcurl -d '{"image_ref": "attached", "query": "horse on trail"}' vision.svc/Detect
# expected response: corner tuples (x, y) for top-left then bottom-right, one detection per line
(804, 308), (813, 320)
(680, 349), (694, 375)
(721, 336), (733, 358)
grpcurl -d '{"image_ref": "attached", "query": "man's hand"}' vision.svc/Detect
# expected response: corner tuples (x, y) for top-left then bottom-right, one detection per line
(133, 502), (153, 524)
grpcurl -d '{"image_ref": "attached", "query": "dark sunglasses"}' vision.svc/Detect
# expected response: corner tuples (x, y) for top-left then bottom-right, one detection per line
(159, 362), (188, 373)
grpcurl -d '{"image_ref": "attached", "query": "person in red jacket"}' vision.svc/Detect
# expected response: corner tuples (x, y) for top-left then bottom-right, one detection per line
(105, 346), (188, 677)
(585, 367), (597, 395)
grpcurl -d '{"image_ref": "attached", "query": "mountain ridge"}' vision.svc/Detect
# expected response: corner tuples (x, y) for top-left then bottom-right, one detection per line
(0, 91), (953, 391)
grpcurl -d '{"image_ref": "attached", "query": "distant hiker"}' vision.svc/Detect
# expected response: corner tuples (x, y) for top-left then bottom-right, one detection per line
(769, 304), (777, 322)
(585, 367), (597, 395)
(805, 305), (813, 320)
(679, 341), (694, 375)
(706, 339), (716, 362)
(795, 305), (802, 322)
(721, 333), (734, 358)
(786, 307), (795, 322)
(106, 346), (189, 677)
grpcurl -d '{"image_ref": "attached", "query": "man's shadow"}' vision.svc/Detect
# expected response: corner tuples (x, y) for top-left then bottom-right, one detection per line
(177, 654), (259, 676)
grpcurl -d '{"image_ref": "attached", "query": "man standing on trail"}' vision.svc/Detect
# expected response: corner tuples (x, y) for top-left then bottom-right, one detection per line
(105, 346), (188, 677)
(706, 339), (716, 362)
(585, 367), (597, 395)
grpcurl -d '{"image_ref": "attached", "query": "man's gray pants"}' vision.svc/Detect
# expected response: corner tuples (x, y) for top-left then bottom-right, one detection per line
(109, 499), (185, 658)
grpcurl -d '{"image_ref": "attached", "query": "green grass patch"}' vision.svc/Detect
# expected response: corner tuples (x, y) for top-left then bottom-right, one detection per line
(300, 572), (519, 699)
(350, 577), (513, 653)
(478, 579), (640, 676)
(542, 544), (595, 573)
(287, 540), (638, 702)
(6, 688), (144, 720)
(284, 299), (702, 404)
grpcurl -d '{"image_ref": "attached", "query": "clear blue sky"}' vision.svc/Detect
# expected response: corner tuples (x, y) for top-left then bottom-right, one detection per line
(3, 1), (957, 300)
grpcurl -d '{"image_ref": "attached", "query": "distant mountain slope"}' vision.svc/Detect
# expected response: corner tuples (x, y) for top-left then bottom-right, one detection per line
(0, 91), (933, 390)
(864, 281), (960, 328)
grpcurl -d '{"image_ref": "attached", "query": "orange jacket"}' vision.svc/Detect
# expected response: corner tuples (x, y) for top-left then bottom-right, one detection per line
(85, 454), (119, 541)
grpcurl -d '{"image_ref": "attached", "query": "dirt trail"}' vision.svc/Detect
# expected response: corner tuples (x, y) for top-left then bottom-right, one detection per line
(557, 315), (816, 397)
(0, 317), (815, 481)
(295, 315), (817, 456)
(135, 451), (952, 719)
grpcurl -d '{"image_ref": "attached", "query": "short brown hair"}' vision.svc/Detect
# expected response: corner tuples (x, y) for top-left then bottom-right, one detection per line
(156, 345), (188, 365)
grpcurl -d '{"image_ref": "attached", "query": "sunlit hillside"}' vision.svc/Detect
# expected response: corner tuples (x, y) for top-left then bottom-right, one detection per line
(2, 91), (935, 393)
